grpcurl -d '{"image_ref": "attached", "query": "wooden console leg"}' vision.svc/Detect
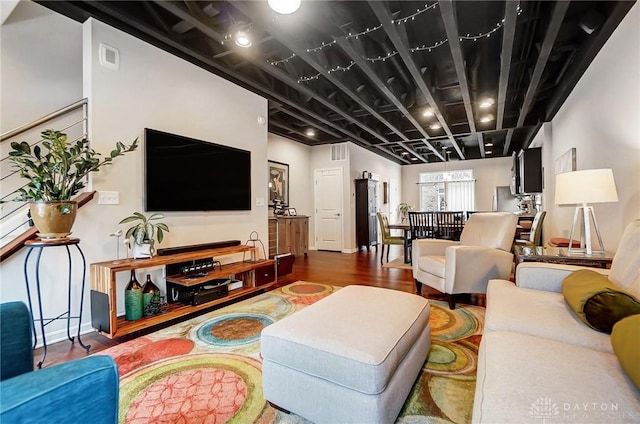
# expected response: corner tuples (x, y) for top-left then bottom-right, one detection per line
(268, 401), (290, 414)
(415, 279), (422, 295)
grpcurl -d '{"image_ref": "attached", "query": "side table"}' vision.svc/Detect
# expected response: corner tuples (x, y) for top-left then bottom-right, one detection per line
(513, 245), (614, 269)
(23, 238), (91, 368)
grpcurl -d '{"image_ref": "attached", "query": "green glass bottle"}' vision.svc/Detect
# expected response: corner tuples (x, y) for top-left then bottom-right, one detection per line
(142, 274), (161, 316)
(124, 270), (143, 321)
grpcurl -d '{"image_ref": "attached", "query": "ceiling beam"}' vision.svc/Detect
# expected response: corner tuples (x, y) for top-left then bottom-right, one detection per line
(153, 1), (399, 149)
(439, 0), (476, 136)
(368, 1), (465, 161)
(496, 1), (519, 130)
(478, 133), (486, 158)
(503, 128), (515, 156)
(230, 2), (427, 164)
(515, 1), (570, 128)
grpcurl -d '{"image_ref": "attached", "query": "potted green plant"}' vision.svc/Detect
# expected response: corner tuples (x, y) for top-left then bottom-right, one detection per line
(399, 202), (414, 221)
(6, 129), (138, 238)
(119, 212), (169, 259)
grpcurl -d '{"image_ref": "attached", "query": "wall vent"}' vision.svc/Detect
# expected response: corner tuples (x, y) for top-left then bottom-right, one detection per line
(99, 43), (120, 70)
(330, 143), (348, 162)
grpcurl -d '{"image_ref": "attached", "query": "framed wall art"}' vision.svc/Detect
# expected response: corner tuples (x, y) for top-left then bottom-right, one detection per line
(268, 160), (289, 207)
(555, 148), (576, 175)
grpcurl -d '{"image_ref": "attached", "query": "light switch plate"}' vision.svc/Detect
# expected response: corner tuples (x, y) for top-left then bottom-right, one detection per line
(98, 191), (120, 205)
(256, 197), (265, 207)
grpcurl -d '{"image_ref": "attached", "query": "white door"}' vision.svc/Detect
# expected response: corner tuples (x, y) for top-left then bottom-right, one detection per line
(314, 168), (344, 251)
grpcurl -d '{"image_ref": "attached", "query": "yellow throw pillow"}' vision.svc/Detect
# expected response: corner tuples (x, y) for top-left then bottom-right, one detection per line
(562, 269), (640, 333)
(611, 314), (640, 389)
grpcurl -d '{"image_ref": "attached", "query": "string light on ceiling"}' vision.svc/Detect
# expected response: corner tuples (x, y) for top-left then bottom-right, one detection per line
(270, 3), (523, 82)
(410, 39), (449, 53)
(347, 25), (382, 39)
(296, 61), (357, 83)
(306, 40), (336, 53)
(391, 2), (439, 24)
(268, 53), (296, 65)
(459, 5), (522, 42)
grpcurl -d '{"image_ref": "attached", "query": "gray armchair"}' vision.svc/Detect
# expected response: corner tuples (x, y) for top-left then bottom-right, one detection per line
(412, 212), (518, 309)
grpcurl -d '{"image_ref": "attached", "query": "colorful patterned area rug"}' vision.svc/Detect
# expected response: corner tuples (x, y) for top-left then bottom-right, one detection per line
(99, 282), (485, 423)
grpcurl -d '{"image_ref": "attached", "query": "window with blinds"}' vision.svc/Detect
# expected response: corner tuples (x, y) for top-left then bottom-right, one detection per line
(417, 170), (475, 212)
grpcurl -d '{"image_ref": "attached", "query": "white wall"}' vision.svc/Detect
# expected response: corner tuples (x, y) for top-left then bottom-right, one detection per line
(349, 144), (403, 249)
(0, 1), (82, 132)
(401, 156), (513, 212)
(539, 3), (640, 251)
(267, 133), (314, 242)
(1, 15), (269, 343)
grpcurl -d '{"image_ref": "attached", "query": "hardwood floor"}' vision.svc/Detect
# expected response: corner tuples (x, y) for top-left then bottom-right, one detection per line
(35, 245), (460, 368)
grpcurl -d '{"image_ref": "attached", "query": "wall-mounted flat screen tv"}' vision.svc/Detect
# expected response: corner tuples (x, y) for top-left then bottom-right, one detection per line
(144, 128), (251, 211)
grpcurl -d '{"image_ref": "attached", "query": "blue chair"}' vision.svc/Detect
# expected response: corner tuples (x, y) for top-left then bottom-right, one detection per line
(0, 302), (119, 423)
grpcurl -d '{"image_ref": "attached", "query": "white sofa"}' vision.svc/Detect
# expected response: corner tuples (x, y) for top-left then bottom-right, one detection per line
(473, 220), (640, 423)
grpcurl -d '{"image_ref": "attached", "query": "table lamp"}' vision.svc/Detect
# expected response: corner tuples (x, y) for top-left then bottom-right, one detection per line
(555, 168), (618, 255)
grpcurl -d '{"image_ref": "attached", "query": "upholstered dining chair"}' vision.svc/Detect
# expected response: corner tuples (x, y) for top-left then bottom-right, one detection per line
(377, 212), (404, 264)
(412, 212), (518, 309)
(514, 210), (546, 247)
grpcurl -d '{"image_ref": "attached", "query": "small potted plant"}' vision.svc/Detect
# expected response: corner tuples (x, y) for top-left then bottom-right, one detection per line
(6, 129), (138, 238)
(119, 212), (169, 258)
(399, 202), (414, 221)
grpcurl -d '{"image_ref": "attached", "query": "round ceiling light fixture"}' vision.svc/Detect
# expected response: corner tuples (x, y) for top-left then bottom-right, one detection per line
(480, 115), (495, 123)
(268, 0), (301, 14)
(306, 129), (316, 137)
(422, 108), (434, 117)
(429, 123), (441, 130)
(479, 98), (495, 108)
(234, 30), (252, 47)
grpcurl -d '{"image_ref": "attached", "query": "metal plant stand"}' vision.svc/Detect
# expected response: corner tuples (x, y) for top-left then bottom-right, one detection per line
(23, 238), (90, 368)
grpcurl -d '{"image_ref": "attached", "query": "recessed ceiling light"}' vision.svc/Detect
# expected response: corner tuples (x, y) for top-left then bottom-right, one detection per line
(485, 150), (493, 154)
(306, 129), (316, 136)
(411, 157), (418, 161)
(401, 151), (409, 156)
(234, 31), (252, 47)
(479, 98), (495, 108)
(429, 123), (441, 130)
(485, 142), (494, 147)
(480, 115), (494, 123)
(422, 108), (434, 117)
(268, 0), (301, 14)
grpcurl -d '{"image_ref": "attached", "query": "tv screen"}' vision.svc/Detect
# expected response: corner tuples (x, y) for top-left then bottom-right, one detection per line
(144, 128), (251, 211)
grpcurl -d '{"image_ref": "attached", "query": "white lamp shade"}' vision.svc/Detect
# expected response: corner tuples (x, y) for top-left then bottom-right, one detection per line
(555, 168), (618, 205)
(268, 0), (301, 14)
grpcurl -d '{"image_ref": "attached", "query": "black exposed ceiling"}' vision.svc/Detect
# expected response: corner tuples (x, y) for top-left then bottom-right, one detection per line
(39, 1), (635, 165)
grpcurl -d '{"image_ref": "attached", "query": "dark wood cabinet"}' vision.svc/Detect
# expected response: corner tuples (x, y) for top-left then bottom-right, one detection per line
(355, 179), (378, 251)
(516, 147), (543, 194)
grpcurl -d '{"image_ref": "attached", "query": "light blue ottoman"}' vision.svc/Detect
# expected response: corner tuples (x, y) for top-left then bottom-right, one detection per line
(261, 285), (431, 423)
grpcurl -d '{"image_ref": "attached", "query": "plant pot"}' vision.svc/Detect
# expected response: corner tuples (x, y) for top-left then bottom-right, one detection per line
(132, 240), (154, 259)
(29, 201), (77, 239)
